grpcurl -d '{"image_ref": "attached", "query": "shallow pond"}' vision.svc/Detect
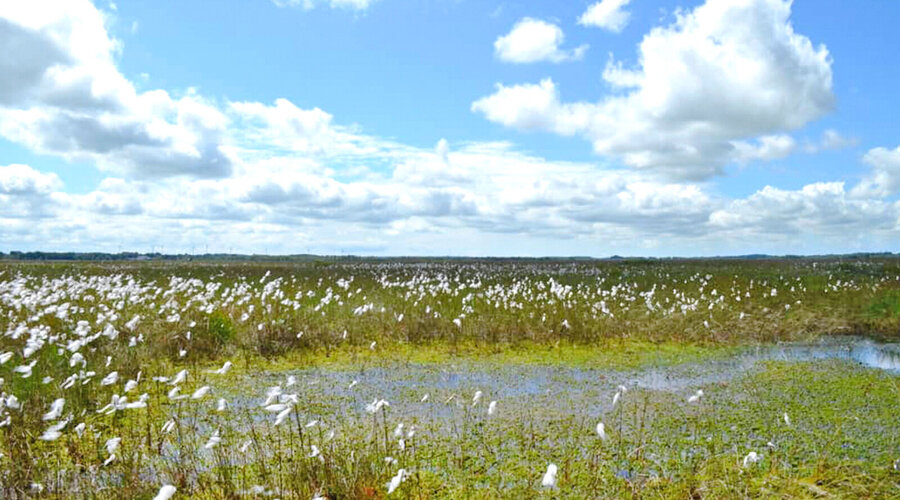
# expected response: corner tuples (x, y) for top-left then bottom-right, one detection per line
(227, 336), (900, 424)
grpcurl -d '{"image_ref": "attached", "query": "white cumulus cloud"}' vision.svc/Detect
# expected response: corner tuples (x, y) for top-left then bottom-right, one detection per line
(0, 0), (234, 179)
(851, 145), (900, 199)
(578, 0), (632, 33)
(475, 0), (834, 180)
(710, 182), (899, 244)
(494, 18), (588, 64)
(0, 163), (63, 218)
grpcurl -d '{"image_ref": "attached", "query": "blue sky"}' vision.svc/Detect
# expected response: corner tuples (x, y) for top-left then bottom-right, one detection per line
(1, 0), (900, 256)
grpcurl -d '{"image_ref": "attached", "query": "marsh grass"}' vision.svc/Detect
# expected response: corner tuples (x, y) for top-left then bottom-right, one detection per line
(1, 258), (899, 497)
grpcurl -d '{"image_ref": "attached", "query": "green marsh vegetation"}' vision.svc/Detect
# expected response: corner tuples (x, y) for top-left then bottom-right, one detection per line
(0, 258), (898, 498)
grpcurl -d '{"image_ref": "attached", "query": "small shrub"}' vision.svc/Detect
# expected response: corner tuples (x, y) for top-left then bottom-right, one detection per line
(188, 310), (237, 357)
(208, 311), (237, 346)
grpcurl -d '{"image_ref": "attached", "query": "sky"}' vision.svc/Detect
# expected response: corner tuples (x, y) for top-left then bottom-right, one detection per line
(1, 0), (900, 257)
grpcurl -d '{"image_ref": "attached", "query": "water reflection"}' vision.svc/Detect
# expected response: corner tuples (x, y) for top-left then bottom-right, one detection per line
(752, 337), (900, 372)
(635, 336), (900, 392)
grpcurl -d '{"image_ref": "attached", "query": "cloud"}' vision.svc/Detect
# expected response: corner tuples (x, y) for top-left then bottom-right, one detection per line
(472, 79), (578, 132)
(6, 135), (900, 255)
(474, 0), (833, 180)
(0, 0), (234, 179)
(435, 138), (449, 164)
(0, 18), (70, 105)
(820, 130), (856, 150)
(75, 178), (143, 215)
(578, 0), (632, 33)
(0, 163), (63, 218)
(228, 98), (418, 169)
(711, 182), (898, 241)
(230, 99), (338, 154)
(732, 134), (796, 163)
(391, 141), (473, 188)
(803, 129), (857, 153)
(0, 0), (896, 256)
(494, 18), (588, 64)
(0, 163), (61, 195)
(851, 145), (900, 198)
(272, 0), (377, 11)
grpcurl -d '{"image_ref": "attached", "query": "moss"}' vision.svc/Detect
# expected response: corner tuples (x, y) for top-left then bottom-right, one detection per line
(216, 339), (740, 374)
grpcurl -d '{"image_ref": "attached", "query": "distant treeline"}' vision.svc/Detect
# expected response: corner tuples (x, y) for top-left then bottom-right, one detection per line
(0, 251), (323, 262)
(0, 251), (898, 263)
